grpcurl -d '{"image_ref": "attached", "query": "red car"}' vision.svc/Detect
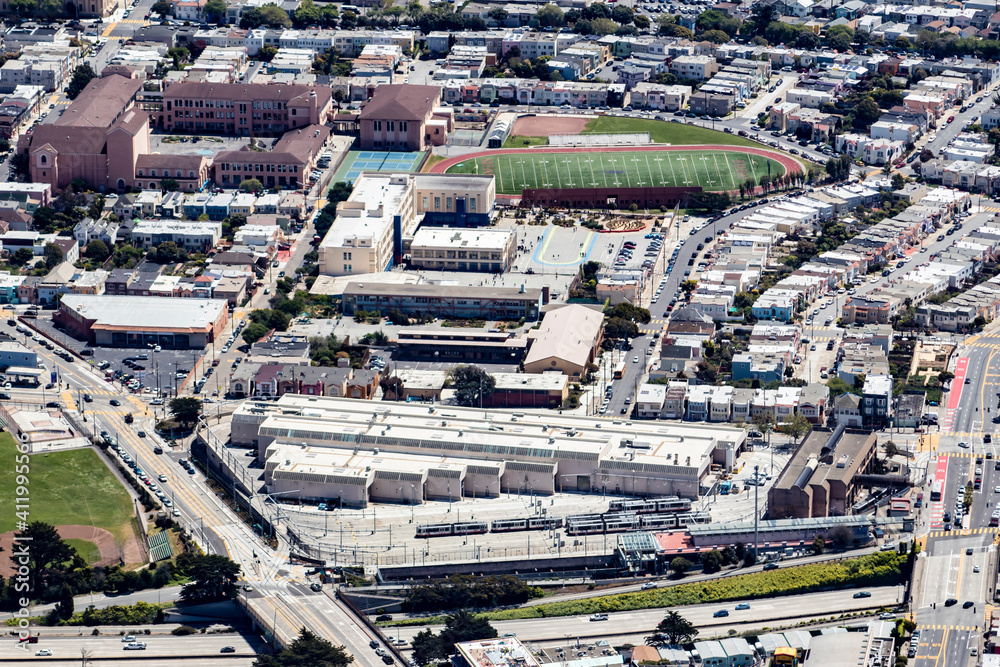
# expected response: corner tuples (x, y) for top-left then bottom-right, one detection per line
(947, 116), (955, 123)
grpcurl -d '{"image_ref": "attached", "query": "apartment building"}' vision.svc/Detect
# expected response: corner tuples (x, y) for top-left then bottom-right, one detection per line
(161, 81), (333, 136)
(669, 55), (719, 81)
(130, 220), (222, 253)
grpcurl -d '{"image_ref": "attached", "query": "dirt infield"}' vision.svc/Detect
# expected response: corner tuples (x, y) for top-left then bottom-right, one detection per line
(0, 525), (126, 577)
(511, 115), (591, 137)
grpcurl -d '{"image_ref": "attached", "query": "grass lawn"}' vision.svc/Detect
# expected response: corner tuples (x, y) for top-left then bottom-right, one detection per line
(504, 117), (763, 150)
(65, 538), (102, 566)
(583, 116), (761, 147)
(445, 149), (783, 194)
(503, 135), (548, 148)
(0, 433), (135, 542)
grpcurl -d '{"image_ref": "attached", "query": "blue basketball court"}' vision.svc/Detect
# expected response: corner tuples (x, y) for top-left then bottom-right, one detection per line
(332, 150), (427, 184)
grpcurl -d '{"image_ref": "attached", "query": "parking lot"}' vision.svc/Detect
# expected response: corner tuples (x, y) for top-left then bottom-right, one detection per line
(24, 313), (208, 396)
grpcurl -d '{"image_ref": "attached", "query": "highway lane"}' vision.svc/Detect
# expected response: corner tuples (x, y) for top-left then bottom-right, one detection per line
(391, 586), (903, 645)
(0, 633), (262, 660)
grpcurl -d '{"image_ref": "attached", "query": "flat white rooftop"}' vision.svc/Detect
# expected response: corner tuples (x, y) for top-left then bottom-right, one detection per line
(59, 295), (227, 330)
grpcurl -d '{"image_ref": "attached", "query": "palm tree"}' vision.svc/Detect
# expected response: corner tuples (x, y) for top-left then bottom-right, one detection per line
(881, 161), (893, 177)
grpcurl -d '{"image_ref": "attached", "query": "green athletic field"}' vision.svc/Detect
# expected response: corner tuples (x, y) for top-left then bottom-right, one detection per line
(445, 150), (784, 194)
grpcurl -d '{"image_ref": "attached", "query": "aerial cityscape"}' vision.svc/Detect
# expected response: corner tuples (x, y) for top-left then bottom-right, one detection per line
(0, 0), (996, 664)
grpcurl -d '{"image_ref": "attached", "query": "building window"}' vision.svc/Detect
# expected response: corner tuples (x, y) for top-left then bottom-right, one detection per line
(434, 196), (440, 210)
(39, 155), (46, 164)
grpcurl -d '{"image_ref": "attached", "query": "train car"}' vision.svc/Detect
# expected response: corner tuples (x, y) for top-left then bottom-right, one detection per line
(415, 524), (454, 538)
(603, 513), (640, 533)
(491, 518), (529, 532)
(566, 519), (605, 535)
(655, 497), (693, 513)
(638, 514), (679, 530)
(608, 499), (656, 514)
(453, 521), (489, 535)
(677, 511), (712, 526)
(528, 517), (564, 530)
(566, 513), (604, 524)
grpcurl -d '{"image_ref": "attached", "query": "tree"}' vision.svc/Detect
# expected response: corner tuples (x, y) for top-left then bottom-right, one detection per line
(701, 29), (731, 44)
(151, 241), (184, 264)
(830, 524), (852, 548)
(680, 279), (698, 296)
(379, 375), (404, 400)
(812, 535), (826, 554)
(854, 97), (882, 129)
(634, 14), (650, 29)
(604, 317), (639, 339)
(169, 397), (203, 425)
(883, 440), (899, 459)
(242, 322), (269, 344)
(240, 178), (264, 193)
(487, 6), (508, 23)
(611, 3), (633, 24)
(260, 4), (292, 27)
(203, 0), (226, 22)
(253, 628), (352, 667)
(439, 610), (498, 652)
(9, 0), (36, 15)
(66, 64), (97, 100)
(151, 0), (172, 15)
(783, 412), (812, 443)
(536, 3), (565, 26)
(412, 629), (447, 666)
(658, 17), (694, 38)
(11, 247), (35, 266)
(180, 554), (241, 602)
(43, 242), (63, 270)
(167, 46), (190, 69)
(648, 610), (698, 645)
(608, 302), (652, 324)
(448, 365), (496, 407)
(752, 411), (775, 446)
(293, 0), (320, 25)
(55, 583), (74, 621)
(85, 239), (110, 262)
(15, 522), (74, 594)
(701, 549), (723, 574)
(669, 556), (692, 577)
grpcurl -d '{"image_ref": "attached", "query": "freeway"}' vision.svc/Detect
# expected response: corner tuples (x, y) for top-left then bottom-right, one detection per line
(0, 633), (262, 661)
(390, 586), (903, 646)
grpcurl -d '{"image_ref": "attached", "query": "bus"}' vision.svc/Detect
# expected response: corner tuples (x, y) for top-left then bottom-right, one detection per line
(613, 361), (626, 379)
(931, 479), (943, 502)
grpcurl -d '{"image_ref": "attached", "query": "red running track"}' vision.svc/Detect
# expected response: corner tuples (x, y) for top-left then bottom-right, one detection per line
(427, 145), (805, 181)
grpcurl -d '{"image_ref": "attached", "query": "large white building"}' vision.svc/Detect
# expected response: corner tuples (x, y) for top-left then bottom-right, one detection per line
(409, 227), (516, 273)
(318, 173), (496, 277)
(229, 395), (748, 507)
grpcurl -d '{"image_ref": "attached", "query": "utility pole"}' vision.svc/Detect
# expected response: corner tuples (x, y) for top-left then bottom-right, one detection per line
(753, 464), (759, 566)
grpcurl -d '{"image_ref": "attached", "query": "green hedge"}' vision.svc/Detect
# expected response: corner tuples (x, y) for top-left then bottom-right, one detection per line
(387, 551), (906, 625)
